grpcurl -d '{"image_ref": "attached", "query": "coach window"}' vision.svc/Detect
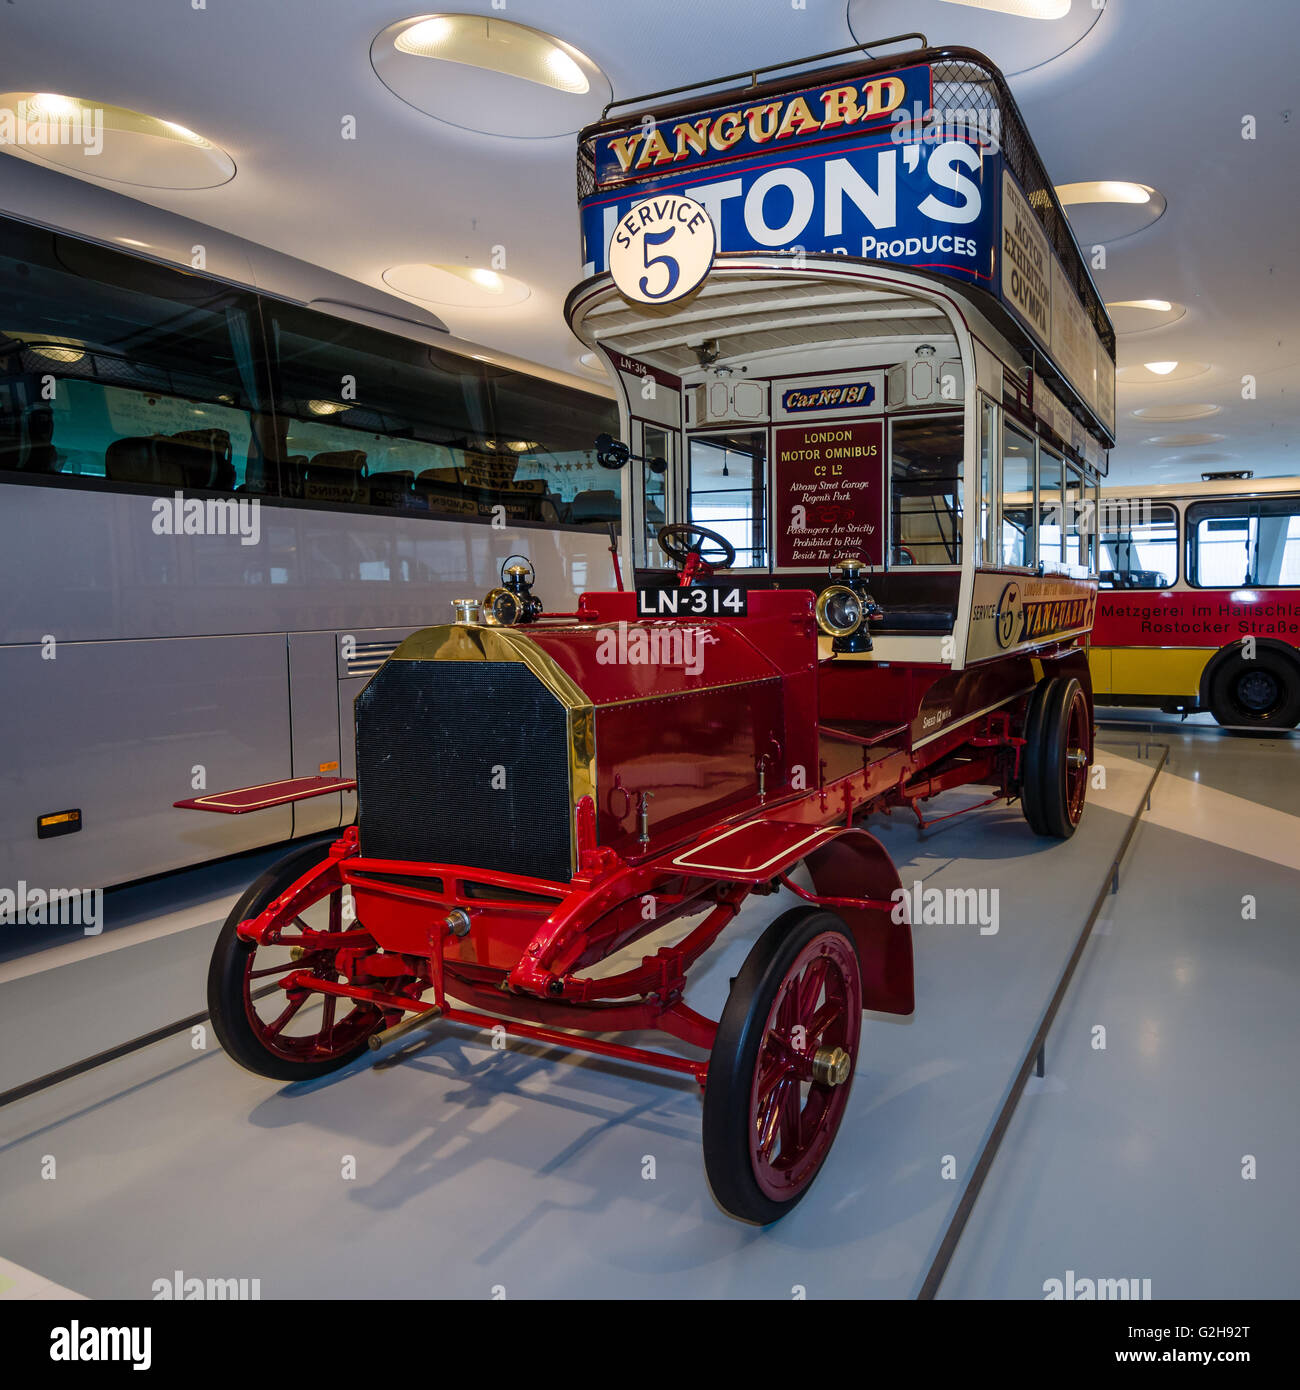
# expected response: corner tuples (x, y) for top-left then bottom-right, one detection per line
(266, 305), (484, 511)
(1038, 447), (1065, 567)
(0, 221), (271, 493)
(1000, 422), (1035, 567)
(978, 396), (997, 565)
(891, 414), (963, 565)
(1098, 502), (1178, 589)
(484, 370), (620, 529)
(1187, 497), (1300, 588)
(687, 432), (767, 568)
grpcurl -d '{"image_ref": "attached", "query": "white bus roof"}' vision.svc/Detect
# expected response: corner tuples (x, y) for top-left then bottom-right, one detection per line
(1100, 477), (1300, 502)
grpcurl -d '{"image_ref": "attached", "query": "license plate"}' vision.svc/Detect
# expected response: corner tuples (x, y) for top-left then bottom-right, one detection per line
(635, 586), (748, 617)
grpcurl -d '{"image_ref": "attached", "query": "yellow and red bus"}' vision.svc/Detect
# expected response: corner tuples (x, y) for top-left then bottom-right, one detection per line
(1089, 477), (1300, 729)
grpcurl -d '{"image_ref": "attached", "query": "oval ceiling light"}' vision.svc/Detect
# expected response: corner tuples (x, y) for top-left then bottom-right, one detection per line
(1055, 180), (1166, 244)
(371, 14), (611, 138)
(578, 352), (609, 375)
(1142, 433), (1227, 448)
(847, 0), (1103, 77)
(941, 0), (1071, 16)
(382, 262), (530, 308)
(1133, 403), (1222, 422)
(1116, 361), (1211, 384)
(0, 92), (234, 189)
(1106, 299), (1187, 334)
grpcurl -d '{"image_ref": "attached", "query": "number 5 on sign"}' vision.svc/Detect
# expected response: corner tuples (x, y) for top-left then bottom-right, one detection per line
(609, 195), (716, 305)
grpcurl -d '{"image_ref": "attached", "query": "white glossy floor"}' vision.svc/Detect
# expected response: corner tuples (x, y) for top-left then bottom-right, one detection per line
(0, 728), (1294, 1300)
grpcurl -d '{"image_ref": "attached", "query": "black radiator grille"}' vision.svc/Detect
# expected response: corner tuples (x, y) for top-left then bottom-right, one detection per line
(355, 660), (575, 883)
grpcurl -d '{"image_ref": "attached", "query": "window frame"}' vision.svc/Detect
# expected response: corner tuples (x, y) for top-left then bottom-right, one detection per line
(1186, 495), (1300, 590)
(1097, 499), (1180, 590)
(887, 409), (965, 570)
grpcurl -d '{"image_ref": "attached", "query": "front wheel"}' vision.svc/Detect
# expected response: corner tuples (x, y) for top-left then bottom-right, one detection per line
(702, 908), (862, 1224)
(207, 840), (397, 1081)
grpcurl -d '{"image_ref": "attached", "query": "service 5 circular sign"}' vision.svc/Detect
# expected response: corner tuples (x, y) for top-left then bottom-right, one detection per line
(608, 195), (716, 305)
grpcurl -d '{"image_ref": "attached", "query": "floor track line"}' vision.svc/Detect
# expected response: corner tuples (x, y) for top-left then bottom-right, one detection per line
(916, 743), (1170, 1300)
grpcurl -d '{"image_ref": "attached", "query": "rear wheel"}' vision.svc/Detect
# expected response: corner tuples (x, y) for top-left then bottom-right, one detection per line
(207, 841), (397, 1081)
(702, 908), (862, 1224)
(1021, 677), (1090, 839)
(1206, 647), (1300, 731)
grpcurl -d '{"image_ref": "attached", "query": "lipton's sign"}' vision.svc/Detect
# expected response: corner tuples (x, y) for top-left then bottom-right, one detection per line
(593, 66), (930, 186)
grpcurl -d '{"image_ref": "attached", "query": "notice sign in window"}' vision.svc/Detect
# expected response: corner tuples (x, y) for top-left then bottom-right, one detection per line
(774, 420), (884, 568)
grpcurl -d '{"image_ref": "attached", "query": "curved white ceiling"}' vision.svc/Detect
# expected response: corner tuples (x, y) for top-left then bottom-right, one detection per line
(0, 0), (1296, 486)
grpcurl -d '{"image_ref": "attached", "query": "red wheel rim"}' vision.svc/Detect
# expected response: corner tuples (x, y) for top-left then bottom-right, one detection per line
(1064, 691), (1090, 826)
(241, 879), (390, 1064)
(747, 933), (862, 1203)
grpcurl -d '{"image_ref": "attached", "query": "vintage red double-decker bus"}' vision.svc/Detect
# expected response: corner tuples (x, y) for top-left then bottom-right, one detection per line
(182, 39), (1114, 1222)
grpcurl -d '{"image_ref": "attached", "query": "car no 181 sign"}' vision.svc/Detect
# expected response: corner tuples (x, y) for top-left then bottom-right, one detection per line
(608, 194), (716, 304)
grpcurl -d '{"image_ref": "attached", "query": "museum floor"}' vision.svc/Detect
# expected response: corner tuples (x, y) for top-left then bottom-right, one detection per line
(1, 719), (1295, 1300)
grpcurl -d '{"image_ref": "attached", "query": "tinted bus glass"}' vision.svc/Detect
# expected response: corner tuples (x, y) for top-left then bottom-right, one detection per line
(0, 221), (270, 491)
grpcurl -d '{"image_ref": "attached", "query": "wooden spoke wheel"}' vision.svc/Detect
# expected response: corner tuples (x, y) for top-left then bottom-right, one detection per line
(207, 841), (398, 1081)
(1021, 676), (1090, 839)
(703, 908), (862, 1224)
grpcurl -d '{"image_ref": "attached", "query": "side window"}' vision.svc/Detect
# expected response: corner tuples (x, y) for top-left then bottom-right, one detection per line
(0, 224), (271, 493)
(1065, 464), (1086, 569)
(1000, 422), (1035, 567)
(1187, 497), (1300, 588)
(687, 431), (766, 568)
(1098, 502), (1178, 589)
(978, 396), (997, 565)
(890, 414), (963, 565)
(1038, 448), (1064, 567)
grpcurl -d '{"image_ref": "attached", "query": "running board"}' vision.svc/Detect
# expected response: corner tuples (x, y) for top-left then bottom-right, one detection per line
(174, 775), (357, 814)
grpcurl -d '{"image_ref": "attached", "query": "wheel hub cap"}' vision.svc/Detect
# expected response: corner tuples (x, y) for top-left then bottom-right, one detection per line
(811, 1045), (852, 1087)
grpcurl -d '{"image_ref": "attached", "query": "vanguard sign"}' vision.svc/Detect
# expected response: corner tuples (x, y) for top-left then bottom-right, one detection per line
(592, 64), (932, 185)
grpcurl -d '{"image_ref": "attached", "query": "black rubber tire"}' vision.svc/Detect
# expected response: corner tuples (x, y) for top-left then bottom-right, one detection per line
(1028, 672), (1090, 834)
(207, 838), (378, 1081)
(702, 907), (860, 1225)
(1036, 677), (1089, 839)
(1019, 678), (1053, 835)
(1206, 646), (1300, 732)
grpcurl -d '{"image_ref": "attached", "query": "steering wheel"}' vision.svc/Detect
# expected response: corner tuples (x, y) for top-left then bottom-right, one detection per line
(656, 523), (736, 586)
(893, 544), (917, 565)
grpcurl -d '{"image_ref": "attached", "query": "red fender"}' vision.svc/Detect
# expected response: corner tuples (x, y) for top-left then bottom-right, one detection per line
(803, 829), (914, 1016)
